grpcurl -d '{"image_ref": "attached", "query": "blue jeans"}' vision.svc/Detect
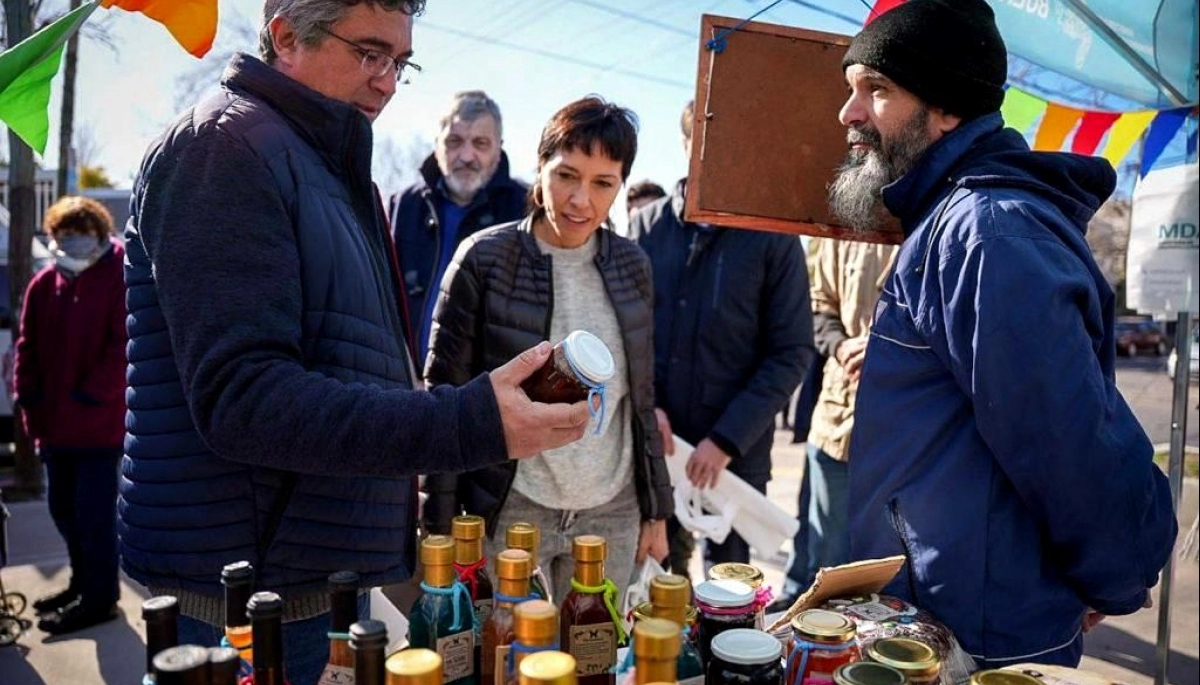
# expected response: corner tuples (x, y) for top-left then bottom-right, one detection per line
(781, 458), (813, 595)
(804, 444), (850, 582)
(177, 593), (369, 685)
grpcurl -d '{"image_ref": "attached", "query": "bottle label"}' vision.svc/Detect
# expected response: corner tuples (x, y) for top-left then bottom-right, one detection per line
(569, 622), (617, 675)
(473, 598), (494, 634)
(317, 664), (354, 685)
(493, 645), (511, 685)
(438, 630), (476, 681)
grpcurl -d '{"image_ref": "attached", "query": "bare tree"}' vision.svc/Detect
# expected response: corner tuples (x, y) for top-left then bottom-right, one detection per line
(173, 8), (259, 111)
(373, 133), (431, 199)
(1086, 197), (1132, 288)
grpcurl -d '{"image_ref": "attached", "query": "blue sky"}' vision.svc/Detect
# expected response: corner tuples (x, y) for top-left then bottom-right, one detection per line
(42, 0), (869, 227)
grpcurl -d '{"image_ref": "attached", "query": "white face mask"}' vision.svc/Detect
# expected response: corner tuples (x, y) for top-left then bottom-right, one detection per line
(51, 236), (107, 275)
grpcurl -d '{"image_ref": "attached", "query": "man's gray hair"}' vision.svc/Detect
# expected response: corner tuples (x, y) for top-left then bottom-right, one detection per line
(259, 0), (425, 63)
(439, 90), (504, 140)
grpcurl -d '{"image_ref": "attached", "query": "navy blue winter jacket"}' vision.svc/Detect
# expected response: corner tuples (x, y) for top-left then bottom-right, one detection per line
(630, 183), (815, 482)
(119, 54), (508, 601)
(850, 113), (1177, 667)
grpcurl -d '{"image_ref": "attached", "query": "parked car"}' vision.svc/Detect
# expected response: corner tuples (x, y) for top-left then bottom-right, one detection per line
(1166, 329), (1199, 380)
(1114, 318), (1169, 356)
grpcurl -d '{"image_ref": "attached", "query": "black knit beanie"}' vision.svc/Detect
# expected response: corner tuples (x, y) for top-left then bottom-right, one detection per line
(843, 0), (1008, 121)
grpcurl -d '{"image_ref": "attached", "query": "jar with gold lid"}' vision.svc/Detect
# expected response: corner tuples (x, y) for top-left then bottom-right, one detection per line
(833, 661), (907, 685)
(969, 671), (1044, 685)
(707, 562), (769, 628)
(785, 609), (861, 685)
(866, 638), (940, 685)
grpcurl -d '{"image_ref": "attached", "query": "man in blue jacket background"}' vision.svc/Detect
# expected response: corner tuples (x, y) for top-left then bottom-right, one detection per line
(836, 0), (1177, 669)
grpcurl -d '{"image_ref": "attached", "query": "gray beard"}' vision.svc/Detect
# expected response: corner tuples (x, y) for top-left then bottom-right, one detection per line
(445, 164), (498, 203)
(829, 107), (933, 233)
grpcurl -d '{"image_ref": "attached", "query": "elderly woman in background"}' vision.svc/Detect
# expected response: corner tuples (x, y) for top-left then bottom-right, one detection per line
(423, 96), (672, 601)
(13, 196), (127, 635)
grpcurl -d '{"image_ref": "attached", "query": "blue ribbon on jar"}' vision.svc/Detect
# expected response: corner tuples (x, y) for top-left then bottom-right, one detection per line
(563, 353), (607, 435)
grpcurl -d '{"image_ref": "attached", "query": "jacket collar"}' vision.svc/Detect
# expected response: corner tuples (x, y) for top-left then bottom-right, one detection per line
(882, 113), (1005, 237)
(222, 53), (373, 182)
(516, 215), (614, 264)
(419, 151), (517, 198)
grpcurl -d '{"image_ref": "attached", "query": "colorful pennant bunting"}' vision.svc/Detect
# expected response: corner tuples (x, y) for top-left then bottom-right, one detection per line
(1139, 108), (1190, 176)
(1033, 103), (1085, 152)
(100, 0), (219, 58)
(1071, 111), (1121, 156)
(1101, 110), (1157, 169)
(1000, 87), (1047, 135)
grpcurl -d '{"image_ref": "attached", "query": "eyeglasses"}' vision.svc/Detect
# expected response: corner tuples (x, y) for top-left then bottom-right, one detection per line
(317, 26), (421, 84)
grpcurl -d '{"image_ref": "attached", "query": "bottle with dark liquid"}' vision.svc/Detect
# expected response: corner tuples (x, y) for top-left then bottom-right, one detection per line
(350, 620), (388, 685)
(143, 595), (180, 685)
(453, 515), (494, 676)
(559, 535), (625, 684)
(152, 645), (211, 685)
(647, 575), (703, 684)
(247, 591), (289, 685)
(506, 600), (559, 685)
(408, 534), (477, 685)
(506, 522), (552, 604)
(319, 571), (361, 684)
(482, 549), (533, 683)
(220, 561), (254, 671)
(208, 646), (241, 685)
(631, 618), (678, 685)
(385, 649), (443, 684)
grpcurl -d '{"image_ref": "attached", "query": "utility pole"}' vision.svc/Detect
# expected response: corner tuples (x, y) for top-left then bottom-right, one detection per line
(56, 0), (84, 198)
(4, 0), (45, 500)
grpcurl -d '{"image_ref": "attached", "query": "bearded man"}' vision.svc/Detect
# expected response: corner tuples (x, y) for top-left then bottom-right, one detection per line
(837, 0), (1176, 669)
(388, 90), (527, 361)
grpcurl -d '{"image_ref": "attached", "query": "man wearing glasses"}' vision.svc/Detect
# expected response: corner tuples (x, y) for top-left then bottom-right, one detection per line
(120, 3), (590, 682)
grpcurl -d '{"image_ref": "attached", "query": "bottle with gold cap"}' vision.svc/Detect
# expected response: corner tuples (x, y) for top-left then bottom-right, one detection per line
(559, 535), (624, 685)
(631, 618), (679, 685)
(408, 535), (478, 685)
(866, 637), (941, 685)
(385, 648), (443, 685)
(453, 514), (496, 674)
(519, 651), (579, 685)
(646, 575), (703, 683)
(482, 549), (536, 683)
(506, 600), (560, 685)
(506, 522), (552, 603)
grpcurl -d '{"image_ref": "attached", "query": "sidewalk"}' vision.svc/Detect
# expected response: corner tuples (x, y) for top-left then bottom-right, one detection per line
(0, 431), (1196, 684)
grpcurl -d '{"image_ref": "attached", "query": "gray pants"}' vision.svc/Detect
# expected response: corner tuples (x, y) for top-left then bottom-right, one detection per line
(486, 481), (641, 608)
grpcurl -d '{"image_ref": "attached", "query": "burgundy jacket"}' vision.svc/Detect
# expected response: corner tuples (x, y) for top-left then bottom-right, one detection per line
(14, 241), (128, 450)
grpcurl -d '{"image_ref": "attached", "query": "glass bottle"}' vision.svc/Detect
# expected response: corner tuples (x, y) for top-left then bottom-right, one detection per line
(319, 571), (361, 684)
(785, 609), (860, 685)
(385, 648), (443, 685)
(208, 646), (241, 685)
(706, 629), (783, 685)
(646, 575), (703, 684)
(350, 619), (389, 685)
(632, 618), (679, 685)
(408, 534), (477, 685)
(518, 651), (579, 685)
(453, 514), (495, 676)
(506, 522), (552, 603)
(152, 644), (211, 685)
(559, 535), (625, 685)
(221, 561), (255, 669)
(692, 580), (756, 670)
(143, 595), (180, 685)
(247, 591), (289, 685)
(507, 599), (560, 685)
(865, 637), (940, 685)
(483, 549), (534, 683)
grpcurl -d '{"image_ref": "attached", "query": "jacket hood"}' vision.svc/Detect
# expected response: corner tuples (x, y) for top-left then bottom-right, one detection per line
(419, 150), (519, 194)
(884, 113), (1116, 238)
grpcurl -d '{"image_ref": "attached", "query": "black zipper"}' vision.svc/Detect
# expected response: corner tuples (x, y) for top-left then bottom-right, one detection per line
(887, 498), (921, 607)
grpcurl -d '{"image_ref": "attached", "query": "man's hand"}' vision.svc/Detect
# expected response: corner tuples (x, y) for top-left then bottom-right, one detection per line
(687, 438), (732, 490)
(1082, 609), (1106, 633)
(491, 342), (590, 459)
(655, 408), (675, 457)
(636, 519), (669, 564)
(835, 336), (870, 383)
